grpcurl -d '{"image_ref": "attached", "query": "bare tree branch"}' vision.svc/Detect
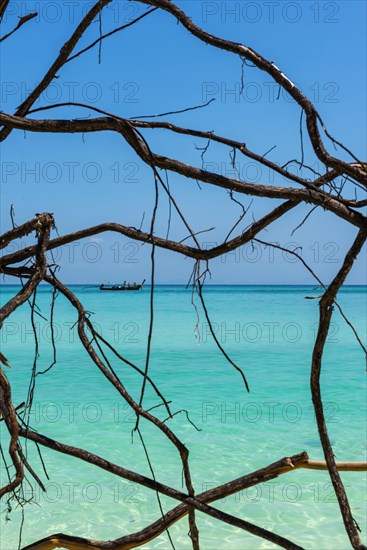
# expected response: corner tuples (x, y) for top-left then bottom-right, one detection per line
(0, 12), (37, 43)
(0, 2), (366, 548)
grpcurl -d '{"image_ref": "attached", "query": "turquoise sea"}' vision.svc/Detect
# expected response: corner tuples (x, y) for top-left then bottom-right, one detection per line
(0, 285), (366, 549)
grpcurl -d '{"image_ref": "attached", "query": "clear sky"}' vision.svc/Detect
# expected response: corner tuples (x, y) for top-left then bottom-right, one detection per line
(0, 0), (366, 284)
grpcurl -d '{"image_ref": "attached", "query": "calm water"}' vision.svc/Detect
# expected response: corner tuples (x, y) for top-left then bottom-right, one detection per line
(0, 285), (366, 549)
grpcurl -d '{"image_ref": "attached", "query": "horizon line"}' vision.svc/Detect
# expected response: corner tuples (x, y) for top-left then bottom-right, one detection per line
(1, 283), (366, 287)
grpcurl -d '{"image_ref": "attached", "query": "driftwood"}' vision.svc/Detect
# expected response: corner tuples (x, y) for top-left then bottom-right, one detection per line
(18, 453), (367, 550)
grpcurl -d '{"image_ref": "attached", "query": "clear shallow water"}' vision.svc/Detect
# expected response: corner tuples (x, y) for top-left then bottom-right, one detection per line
(0, 285), (366, 549)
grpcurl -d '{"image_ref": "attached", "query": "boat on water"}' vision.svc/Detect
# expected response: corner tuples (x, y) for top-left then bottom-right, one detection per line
(99, 279), (145, 291)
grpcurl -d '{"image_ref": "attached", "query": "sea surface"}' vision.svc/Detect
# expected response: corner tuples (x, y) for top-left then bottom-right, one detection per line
(0, 285), (366, 550)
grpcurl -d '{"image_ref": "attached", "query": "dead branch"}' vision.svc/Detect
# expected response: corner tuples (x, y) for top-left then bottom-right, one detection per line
(0, 2), (366, 548)
(310, 228), (367, 550)
(134, 0), (367, 186)
(18, 441), (366, 550)
(0, 0), (113, 143)
(0, 214), (53, 501)
(0, 12), (37, 42)
(0, 113), (364, 229)
(0, 0), (10, 21)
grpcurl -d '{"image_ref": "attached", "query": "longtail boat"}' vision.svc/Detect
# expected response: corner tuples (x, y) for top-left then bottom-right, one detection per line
(99, 280), (145, 291)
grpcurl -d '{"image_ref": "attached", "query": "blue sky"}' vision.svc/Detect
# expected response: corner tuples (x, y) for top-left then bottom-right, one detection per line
(0, 0), (366, 284)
